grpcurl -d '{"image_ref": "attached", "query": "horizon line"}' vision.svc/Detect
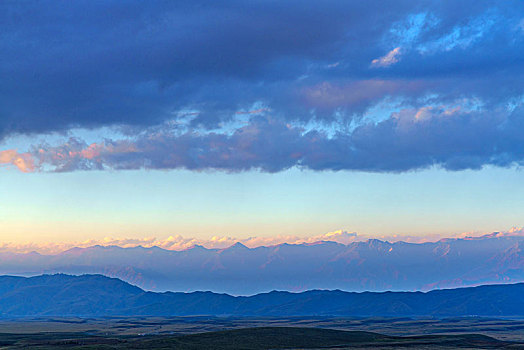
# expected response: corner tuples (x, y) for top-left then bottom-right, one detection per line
(1, 229), (523, 256)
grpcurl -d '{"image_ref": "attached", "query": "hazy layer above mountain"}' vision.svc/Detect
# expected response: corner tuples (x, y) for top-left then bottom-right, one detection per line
(0, 235), (522, 294)
(0, 274), (523, 317)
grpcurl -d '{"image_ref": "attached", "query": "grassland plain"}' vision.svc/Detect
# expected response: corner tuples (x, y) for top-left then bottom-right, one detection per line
(0, 327), (522, 349)
(0, 317), (523, 349)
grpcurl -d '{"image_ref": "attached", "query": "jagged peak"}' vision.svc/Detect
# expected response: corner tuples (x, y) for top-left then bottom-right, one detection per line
(228, 242), (249, 249)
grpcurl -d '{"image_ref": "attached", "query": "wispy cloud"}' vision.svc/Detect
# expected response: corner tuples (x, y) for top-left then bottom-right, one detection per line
(370, 47), (402, 68)
(417, 12), (498, 54)
(300, 79), (425, 111)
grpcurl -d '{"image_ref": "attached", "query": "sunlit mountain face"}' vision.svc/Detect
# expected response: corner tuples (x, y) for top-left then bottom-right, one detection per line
(1, 1), (523, 295)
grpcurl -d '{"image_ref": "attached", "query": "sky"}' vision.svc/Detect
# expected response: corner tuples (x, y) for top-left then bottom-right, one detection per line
(1, 1), (523, 251)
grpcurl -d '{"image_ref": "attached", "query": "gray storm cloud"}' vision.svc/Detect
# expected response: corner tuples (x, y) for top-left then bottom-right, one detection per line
(1, 1), (523, 173)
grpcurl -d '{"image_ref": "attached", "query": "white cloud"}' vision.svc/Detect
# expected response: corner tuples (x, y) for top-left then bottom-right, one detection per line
(370, 47), (402, 68)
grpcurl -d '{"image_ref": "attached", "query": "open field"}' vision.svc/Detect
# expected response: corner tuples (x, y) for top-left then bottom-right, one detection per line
(0, 327), (522, 349)
(0, 317), (523, 349)
(2, 316), (524, 341)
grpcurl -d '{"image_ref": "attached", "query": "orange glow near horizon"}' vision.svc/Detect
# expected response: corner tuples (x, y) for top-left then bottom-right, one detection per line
(0, 149), (35, 173)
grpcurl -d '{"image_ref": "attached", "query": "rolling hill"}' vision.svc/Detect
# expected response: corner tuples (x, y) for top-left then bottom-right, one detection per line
(0, 274), (523, 317)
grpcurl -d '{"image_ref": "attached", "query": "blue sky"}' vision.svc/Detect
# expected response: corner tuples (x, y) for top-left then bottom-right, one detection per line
(0, 1), (523, 248)
(1, 165), (523, 246)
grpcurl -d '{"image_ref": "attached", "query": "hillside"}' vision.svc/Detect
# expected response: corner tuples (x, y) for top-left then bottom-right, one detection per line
(0, 274), (523, 317)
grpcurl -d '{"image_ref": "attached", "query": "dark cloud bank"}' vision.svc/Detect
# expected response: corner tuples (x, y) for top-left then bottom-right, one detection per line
(1, 0), (523, 172)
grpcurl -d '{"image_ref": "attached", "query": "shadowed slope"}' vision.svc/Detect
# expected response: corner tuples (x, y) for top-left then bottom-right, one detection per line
(0, 274), (524, 317)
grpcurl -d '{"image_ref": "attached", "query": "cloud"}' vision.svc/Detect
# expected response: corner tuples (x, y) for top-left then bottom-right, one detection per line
(0, 150), (35, 172)
(370, 47), (402, 68)
(0, 1), (522, 141)
(1, 97), (520, 174)
(1, 228), (523, 255)
(0, 2), (523, 175)
(417, 12), (497, 54)
(300, 79), (426, 113)
(0, 231), (358, 254)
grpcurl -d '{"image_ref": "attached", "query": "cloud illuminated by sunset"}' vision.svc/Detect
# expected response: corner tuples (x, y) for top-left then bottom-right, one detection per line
(0, 150), (35, 173)
(1, 228), (522, 255)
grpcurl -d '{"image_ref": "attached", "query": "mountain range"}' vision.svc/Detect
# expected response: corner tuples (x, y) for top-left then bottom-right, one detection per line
(0, 274), (523, 317)
(0, 234), (522, 295)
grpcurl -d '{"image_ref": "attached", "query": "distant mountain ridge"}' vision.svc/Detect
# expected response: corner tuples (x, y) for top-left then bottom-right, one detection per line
(0, 274), (524, 317)
(0, 234), (522, 295)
